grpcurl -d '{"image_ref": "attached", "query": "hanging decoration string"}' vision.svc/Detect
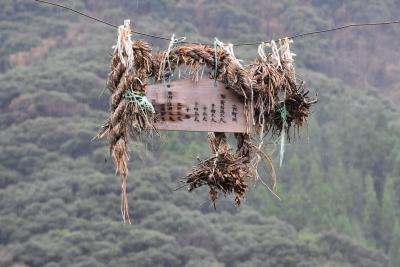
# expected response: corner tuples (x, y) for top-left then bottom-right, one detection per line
(279, 104), (288, 167)
(257, 42), (269, 61)
(160, 34), (187, 85)
(280, 38), (296, 79)
(270, 40), (282, 70)
(214, 38), (243, 68)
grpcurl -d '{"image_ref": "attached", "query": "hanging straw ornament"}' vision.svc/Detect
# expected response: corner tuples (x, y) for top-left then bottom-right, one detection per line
(270, 40), (282, 69)
(257, 42), (269, 62)
(279, 38), (296, 79)
(159, 34), (187, 84)
(214, 38), (243, 69)
(98, 20), (155, 224)
(159, 33), (176, 84)
(114, 20), (135, 71)
(98, 20), (318, 216)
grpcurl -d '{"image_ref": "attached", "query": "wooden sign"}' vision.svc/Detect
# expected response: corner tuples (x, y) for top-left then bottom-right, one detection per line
(146, 78), (246, 133)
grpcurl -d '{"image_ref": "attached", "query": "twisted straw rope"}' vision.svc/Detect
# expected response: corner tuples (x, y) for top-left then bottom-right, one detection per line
(100, 40), (153, 223)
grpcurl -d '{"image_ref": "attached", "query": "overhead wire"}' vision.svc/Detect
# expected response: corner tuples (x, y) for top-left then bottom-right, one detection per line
(33, 0), (400, 45)
(234, 20), (400, 46)
(33, 0), (171, 41)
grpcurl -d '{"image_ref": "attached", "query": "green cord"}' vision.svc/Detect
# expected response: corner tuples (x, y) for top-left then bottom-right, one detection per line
(124, 90), (155, 127)
(278, 104), (288, 128)
(124, 90), (155, 114)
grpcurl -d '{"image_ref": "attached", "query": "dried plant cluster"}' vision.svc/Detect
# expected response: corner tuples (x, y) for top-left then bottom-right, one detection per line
(98, 21), (318, 222)
(185, 133), (252, 208)
(249, 50), (319, 140)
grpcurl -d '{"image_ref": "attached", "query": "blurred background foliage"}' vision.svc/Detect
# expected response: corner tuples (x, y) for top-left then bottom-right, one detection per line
(0, 0), (399, 266)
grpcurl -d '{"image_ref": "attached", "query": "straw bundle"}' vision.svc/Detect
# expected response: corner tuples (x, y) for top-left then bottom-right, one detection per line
(184, 133), (253, 207)
(97, 21), (155, 223)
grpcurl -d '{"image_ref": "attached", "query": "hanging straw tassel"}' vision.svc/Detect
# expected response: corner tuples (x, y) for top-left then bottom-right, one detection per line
(159, 34), (187, 84)
(114, 19), (135, 71)
(270, 40), (282, 69)
(214, 38), (243, 68)
(111, 138), (131, 224)
(279, 38), (296, 79)
(121, 174), (130, 224)
(98, 21), (317, 214)
(257, 42), (269, 61)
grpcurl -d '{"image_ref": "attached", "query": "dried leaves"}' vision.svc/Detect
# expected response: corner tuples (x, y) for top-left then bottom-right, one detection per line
(184, 133), (250, 207)
(185, 153), (249, 207)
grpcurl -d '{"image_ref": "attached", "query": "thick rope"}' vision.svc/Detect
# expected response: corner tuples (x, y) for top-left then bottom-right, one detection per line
(99, 23), (154, 223)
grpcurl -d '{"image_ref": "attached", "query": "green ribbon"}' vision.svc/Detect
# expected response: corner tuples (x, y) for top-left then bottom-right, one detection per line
(279, 104), (288, 128)
(124, 90), (155, 114)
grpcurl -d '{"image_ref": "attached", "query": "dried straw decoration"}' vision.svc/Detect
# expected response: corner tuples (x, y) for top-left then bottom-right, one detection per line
(185, 133), (253, 208)
(98, 21), (318, 222)
(97, 21), (155, 223)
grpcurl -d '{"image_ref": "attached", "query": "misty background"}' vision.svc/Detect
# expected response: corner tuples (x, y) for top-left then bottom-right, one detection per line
(0, 0), (400, 266)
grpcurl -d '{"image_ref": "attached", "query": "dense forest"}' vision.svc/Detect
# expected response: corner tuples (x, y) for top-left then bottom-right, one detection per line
(0, 0), (400, 266)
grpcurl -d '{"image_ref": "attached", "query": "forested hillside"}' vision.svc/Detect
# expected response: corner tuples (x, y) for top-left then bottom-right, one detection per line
(0, 1), (399, 266)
